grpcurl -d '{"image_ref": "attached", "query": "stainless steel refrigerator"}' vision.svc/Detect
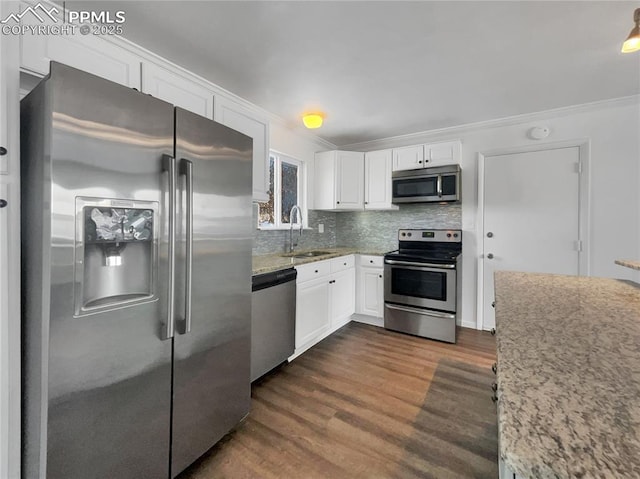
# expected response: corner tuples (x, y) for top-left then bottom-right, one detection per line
(21, 62), (253, 478)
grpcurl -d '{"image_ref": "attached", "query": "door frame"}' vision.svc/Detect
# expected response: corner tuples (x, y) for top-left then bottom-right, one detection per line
(476, 139), (591, 331)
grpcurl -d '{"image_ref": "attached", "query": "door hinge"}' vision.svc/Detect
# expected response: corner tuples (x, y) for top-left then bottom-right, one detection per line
(576, 240), (583, 252)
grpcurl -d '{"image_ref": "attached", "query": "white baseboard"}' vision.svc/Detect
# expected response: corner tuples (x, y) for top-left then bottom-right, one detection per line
(289, 315), (354, 362)
(461, 320), (478, 330)
(351, 313), (383, 328)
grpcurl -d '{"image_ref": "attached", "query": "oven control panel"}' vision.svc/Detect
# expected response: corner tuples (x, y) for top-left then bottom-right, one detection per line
(398, 229), (461, 243)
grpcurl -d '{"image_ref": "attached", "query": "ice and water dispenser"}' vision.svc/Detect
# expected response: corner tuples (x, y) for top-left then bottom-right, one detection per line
(75, 198), (158, 315)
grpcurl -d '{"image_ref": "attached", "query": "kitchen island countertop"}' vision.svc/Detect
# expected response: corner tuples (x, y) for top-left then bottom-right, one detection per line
(252, 248), (388, 275)
(615, 259), (640, 271)
(494, 271), (640, 479)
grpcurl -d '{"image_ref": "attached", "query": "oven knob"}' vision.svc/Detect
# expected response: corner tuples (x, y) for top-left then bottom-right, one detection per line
(407, 232), (412, 237)
(453, 233), (458, 238)
(401, 233), (406, 237)
(447, 233), (451, 238)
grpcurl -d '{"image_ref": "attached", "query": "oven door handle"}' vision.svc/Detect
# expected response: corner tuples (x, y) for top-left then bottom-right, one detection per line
(384, 259), (455, 270)
(385, 303), (456, 320)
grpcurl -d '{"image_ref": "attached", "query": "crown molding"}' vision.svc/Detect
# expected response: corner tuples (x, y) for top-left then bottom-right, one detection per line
(25, 0), (335, 151)
(105, 32), (337, 150)
(340, 95), (640, 151)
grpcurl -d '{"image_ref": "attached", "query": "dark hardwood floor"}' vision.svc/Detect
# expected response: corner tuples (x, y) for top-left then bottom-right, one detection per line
(179, 322), (497, 479)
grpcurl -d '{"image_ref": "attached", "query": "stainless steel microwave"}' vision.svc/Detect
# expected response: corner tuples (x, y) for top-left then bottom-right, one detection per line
(392, 164), (461, 203)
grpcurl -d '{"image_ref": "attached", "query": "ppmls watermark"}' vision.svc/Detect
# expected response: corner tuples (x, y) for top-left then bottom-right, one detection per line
(1, 2), (125, 36)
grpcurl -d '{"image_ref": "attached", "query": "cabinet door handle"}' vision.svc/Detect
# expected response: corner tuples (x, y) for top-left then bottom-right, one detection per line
(369, 260), (373, 263)
(315, 270), (319, 273)
(491, 383), (497, 392)
(0, 147), (7, 156)
(492, 363), (497, 374)
(379, 275), (382, 278)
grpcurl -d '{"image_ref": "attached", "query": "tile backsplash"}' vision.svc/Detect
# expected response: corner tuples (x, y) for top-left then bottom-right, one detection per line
(253, 204), (337, 255)
(335, 203), (462, 252)
(253, 203), (461, 255)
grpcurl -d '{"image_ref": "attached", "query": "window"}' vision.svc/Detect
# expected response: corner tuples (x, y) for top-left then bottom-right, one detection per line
(258, 152), (305, 229)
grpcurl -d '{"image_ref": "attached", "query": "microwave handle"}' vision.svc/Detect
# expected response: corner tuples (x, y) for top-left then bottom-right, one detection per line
(437, 175), (442, 198)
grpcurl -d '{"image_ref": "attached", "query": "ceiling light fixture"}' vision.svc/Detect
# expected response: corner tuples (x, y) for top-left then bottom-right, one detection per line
(621, 8), (640, 53)
(302, 113), (324, 129)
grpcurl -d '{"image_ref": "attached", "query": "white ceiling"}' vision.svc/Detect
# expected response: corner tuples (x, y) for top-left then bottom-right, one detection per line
(65, 1), (640, 146)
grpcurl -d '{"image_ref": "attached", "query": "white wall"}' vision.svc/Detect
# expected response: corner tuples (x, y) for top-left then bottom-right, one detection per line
(344, 97), (640, 328)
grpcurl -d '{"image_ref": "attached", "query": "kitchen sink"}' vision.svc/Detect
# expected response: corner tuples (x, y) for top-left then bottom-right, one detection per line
(282, 251), (332, 259)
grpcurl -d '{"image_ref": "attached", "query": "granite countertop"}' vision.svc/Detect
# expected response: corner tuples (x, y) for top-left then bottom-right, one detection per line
(615, 259), (640, 271)
(252, 248), (388, 275)
(494, 271), (640, 478)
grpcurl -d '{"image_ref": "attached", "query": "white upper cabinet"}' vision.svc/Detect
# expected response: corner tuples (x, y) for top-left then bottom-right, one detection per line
(141, 62), (213, 118)
(214, 95), (270, 202)
(427, 140), (462, 167)
(20, 18), (140, 88)
(336, 151), (365, 210)
(392, 140), (461, 171)
(314, 150), (364, 210)
(392, 145), (424, 171)
(364, 149), (396, 210)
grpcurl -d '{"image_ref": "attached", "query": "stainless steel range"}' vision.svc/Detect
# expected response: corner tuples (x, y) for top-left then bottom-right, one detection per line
(384, 229), (462, 343)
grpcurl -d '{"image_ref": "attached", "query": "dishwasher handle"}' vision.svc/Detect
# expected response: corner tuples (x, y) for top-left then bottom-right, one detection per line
(252, 268), (297, 292)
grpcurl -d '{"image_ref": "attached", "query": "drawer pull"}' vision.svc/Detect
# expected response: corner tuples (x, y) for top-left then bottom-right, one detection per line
(491, 363), (497, 374)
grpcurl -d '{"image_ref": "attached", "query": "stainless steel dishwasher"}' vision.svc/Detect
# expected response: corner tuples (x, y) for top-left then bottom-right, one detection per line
(251, 268), (297, 382)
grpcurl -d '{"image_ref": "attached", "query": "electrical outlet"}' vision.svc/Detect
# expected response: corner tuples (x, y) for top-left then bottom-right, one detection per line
(318, 223), (324, 234)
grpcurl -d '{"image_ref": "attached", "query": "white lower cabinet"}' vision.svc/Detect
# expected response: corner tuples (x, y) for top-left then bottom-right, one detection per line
(295, 275), (331, 348)
(498, 457), (521, 479)
(356, 255), (384, 318)
(330, 268), (356, 328)
(293, 256), (356, 357)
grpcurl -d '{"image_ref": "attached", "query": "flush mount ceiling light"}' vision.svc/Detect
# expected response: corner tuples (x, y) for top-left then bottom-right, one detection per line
(621, 8), (640, 53)
(302, 113), (324, 129)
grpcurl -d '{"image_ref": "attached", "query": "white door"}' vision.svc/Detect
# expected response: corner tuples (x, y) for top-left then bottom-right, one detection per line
(482, 147), (581, 330)
(364, 149), (393, 209)
(336, 151), (364, 210)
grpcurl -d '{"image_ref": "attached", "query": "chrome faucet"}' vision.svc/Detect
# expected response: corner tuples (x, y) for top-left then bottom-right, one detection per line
(289, 205), (303, 253)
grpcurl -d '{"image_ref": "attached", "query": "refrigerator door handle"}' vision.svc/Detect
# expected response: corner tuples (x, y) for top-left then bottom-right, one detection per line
(179, 158), (193, 334)
(162, 154), (177, 340)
